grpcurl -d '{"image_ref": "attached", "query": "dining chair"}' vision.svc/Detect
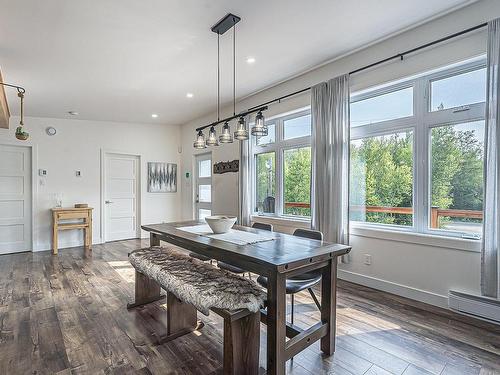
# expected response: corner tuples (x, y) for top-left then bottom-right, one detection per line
(218, 222), (273, 278)
(257, 228), (323, 325)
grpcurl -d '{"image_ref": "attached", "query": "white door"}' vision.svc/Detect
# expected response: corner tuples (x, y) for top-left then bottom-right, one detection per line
(104, 153), (140, 241)
(195, 153), (212, 220)
(0, 144), (31, 254)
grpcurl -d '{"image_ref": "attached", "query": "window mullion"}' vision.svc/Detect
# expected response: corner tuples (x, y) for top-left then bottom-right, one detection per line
(276, 119), (284, 216)
(414, 78), (428, 234)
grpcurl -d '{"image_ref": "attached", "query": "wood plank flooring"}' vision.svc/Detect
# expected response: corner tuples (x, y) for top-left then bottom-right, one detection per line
(0, 239), (499, 374)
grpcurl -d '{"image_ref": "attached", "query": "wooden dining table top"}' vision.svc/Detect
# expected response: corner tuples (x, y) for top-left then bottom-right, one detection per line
(142, 221), (351, 274)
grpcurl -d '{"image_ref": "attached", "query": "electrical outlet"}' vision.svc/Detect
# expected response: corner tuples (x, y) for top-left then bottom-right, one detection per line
(364, 254), (372, 265)
(76, 170), (81, 177)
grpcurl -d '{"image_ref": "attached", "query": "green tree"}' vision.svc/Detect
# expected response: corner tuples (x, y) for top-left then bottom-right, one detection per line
(284, 147), (311, 216)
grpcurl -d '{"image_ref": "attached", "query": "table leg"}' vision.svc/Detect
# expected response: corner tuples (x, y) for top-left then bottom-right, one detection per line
(150, 232), (160, 247)
(320, 257), (338, 355)
(266, 271), (287, 375)
(88, 212), (93, 249)
(52, 215), (58, 255)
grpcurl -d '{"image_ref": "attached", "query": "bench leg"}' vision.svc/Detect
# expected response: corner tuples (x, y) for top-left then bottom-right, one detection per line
(224, 311), (260, 375)
(127, 270), (166, 309)
(156, 291), (203, 344)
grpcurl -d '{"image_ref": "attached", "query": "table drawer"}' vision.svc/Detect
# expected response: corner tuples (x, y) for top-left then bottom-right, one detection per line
(56, 211), (89, 220)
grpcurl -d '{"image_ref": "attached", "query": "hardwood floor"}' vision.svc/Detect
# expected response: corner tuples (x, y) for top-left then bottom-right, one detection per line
(0, 239), (499, 374)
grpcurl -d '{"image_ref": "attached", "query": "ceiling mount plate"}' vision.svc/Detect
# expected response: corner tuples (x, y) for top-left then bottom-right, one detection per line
(211, 13), (241, 35)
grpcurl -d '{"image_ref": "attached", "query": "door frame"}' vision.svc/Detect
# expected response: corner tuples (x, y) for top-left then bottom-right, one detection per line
(0, 141), (36, 252)
(100, 150), (141, 242)
(193, 152), (212, 220)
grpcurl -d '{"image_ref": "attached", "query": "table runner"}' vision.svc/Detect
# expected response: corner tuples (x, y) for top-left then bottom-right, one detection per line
(177, 224), (275, 245)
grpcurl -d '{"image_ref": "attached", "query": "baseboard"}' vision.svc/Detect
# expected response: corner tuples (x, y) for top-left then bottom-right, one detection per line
(338, 269), (449, 309)
(33, 238), (104, 252)
(449, 290), (500, 323)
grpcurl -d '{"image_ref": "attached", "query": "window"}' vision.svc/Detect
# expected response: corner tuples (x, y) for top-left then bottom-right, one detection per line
(284, 147), (311, 216)
(350, 131), (413, 227)
(255, 152), (276, 213)
(430, 121), (484, 236)
(350, 59), (486, 239)
(256, 123), (276, 146)
(284, 114), (311, 139)
(430, 68), (486, 111)
(350, 86), (413, 127)
(252, 110), (312, 218)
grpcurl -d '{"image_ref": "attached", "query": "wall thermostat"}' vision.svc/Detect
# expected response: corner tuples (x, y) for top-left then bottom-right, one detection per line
(46, 126), (57, 136)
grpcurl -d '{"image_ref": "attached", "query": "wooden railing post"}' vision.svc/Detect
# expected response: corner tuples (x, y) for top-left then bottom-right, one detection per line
(430, 206), (439, 228)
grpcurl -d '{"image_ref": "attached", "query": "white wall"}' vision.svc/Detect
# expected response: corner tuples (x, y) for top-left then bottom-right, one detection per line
(0, 116), (181, 251)
(180, 0), (500, 308)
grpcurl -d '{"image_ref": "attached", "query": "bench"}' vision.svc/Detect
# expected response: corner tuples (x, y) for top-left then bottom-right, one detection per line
(127, 246), (267, 375)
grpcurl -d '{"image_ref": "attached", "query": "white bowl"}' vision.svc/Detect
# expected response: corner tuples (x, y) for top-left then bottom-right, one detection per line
(205, 215), (237, 234)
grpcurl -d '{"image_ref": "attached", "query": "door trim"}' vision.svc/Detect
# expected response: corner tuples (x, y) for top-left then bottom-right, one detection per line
(0, 142), (35, 252)
(194, 152), (212, 220)
(100, 150), (141, 242)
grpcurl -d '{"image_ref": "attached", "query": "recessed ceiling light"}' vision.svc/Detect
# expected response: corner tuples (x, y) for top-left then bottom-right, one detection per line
(246, 57), (256, 64)
(186, 93), (194, 98)
(68, 111), (79, 116)
(151, 114), (159, 118)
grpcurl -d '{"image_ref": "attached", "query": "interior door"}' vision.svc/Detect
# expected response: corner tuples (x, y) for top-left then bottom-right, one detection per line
(0, 144), (31, 254)
(195, 153), (212, 220)
(104, 153), (139, 241)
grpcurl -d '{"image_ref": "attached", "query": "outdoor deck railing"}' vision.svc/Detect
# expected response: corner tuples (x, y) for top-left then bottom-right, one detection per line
(284, 202), (483, 228)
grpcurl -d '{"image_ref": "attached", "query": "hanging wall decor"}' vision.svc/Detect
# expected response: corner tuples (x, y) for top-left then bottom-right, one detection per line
(147, 162), (177, 193)
(213, 160), (239, 174)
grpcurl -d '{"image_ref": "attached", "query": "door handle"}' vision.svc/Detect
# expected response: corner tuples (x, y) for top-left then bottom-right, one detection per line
(105, 200), (114, 204)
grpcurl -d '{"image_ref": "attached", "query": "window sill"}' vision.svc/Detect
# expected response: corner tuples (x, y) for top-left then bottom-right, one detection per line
(251, 214), (311, 229)
(350, 224), (481, 253)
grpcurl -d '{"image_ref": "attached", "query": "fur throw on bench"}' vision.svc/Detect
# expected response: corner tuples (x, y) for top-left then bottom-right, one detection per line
(129, 246), (267, 315)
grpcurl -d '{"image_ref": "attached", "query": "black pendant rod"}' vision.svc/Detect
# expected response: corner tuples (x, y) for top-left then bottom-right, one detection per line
(233, 22), (236, 116)
(217, 33), (220, 122)
(247, 22), (488, 111)
(0, 82), (26, 94)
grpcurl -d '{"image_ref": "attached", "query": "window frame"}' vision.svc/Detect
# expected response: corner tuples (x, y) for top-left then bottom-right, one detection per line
(350, 58), (486, 240)
(251, 108), (312, 219)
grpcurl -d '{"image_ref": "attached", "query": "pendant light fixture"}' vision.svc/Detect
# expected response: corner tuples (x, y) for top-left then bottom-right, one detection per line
(234, 116), (249, 140)
(206, 125), (219, 146)
(0, 82), (29, 141)
(193, 130), (206, 149)
(219, 121), (233, 143)
(251, 111), (267, 136)
(193, 13), (267, 149)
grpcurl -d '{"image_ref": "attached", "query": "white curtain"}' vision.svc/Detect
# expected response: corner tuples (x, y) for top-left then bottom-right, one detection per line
(482, 18), (500, 299)
(311, 74), (350, 251)
(238, 138), (252, 226)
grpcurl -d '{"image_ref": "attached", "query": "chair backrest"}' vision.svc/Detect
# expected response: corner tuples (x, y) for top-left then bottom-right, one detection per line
(293, 228), (323, 241)
(252, 222), (273, 231)
(262, 196), (275, 213)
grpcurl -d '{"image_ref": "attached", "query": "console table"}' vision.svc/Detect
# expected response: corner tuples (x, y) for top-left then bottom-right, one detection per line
(52, 207), (93, 254)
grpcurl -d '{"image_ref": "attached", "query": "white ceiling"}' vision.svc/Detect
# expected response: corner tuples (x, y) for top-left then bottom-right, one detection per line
(0, 0), (476, 126)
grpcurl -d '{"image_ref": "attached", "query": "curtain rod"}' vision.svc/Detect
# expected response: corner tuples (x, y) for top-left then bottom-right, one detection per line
(247, 22), (488, 111)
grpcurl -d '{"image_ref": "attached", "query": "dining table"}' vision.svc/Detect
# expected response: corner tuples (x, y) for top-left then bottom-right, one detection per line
(141, 220), (351, 375)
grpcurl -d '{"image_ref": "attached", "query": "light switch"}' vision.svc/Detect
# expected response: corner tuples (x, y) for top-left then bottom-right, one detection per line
(38, 169), (47, 176)
(76, 171), (81, 177)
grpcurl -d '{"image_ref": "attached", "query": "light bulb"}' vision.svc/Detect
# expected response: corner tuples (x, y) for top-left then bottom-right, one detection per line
(219, 122), (233, 143)
(234, 116), (249, 140)
(206, 126), (219, 146)
(251, 111), (267, 136)
(193, 130), (207, 149)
